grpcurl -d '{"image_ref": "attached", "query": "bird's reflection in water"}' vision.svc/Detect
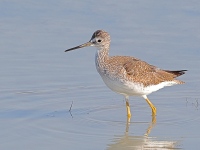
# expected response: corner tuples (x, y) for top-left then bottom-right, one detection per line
(107, 116), (179, 150)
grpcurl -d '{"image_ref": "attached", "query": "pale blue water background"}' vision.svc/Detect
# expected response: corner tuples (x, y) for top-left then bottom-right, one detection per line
(0, 0), (200, 149)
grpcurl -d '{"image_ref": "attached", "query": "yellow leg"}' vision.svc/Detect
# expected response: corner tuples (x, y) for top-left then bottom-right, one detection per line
(143, 95), (156, 116)
(145, 115), (157, 136)
(125, 96), (131, 118)
(126, 101), (131, 118)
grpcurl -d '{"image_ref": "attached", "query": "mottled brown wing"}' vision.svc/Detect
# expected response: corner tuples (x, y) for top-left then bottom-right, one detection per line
(123, 58), (155, 75)
(123, 57), (180, 86)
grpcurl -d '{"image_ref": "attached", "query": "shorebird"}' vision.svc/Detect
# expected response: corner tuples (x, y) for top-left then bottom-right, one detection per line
(65, 30), (186, 118)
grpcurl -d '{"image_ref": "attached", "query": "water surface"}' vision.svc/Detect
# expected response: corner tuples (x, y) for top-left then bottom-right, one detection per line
(0, 0), (200, 149)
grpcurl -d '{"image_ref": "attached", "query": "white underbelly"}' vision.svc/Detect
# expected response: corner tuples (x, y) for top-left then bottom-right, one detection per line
(100, 73), (177, 97)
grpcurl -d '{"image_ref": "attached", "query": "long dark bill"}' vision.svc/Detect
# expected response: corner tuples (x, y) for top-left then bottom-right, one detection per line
(65, 41), (92, 52)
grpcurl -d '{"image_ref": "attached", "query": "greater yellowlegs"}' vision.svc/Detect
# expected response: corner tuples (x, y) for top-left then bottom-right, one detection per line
(65, 30), (186, 118)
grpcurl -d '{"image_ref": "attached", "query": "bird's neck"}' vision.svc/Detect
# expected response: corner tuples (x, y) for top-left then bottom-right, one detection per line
(95, 46), (109, 69)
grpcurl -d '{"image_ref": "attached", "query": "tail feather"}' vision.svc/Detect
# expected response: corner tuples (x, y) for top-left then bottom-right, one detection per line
(174, 79), (185, 84)
(164, 70), (187, 77)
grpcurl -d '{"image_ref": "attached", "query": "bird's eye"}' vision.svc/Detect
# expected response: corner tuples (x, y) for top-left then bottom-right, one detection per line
(97, 39), (102, 43)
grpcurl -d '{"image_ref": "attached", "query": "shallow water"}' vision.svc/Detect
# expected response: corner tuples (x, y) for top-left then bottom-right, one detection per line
(0, 0), (200, 149)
